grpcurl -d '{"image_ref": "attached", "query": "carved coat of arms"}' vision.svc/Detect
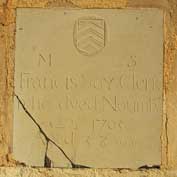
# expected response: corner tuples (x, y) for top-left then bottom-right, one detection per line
(73, 17), (106, 56)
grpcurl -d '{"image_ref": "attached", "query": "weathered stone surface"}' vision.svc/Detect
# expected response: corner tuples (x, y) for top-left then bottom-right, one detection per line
(0, 0), (6, 6)
(0, 168), (169, 177)
(13, 8), (163, 168)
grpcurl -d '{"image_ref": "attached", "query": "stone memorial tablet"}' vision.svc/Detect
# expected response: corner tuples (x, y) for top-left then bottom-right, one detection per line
(13, 8), (164, 168)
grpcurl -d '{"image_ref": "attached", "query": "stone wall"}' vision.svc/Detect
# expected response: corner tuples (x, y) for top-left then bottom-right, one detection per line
(0, 0), (177, 176)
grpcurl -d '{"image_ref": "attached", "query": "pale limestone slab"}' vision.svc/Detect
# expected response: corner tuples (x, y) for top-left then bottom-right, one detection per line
(13, 8), (164, 168)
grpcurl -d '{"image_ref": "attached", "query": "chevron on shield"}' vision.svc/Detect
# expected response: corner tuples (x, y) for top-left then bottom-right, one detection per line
(74, 17), (106, 56)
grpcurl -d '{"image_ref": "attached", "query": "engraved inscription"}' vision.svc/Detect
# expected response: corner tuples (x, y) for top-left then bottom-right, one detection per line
(73, 17), (106, 56)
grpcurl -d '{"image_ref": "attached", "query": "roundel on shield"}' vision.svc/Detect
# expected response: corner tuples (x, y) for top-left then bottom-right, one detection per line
(73, 17), (106, 56)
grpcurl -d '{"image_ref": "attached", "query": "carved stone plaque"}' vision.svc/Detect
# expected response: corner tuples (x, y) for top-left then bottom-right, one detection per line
(13, 8), (164, 168)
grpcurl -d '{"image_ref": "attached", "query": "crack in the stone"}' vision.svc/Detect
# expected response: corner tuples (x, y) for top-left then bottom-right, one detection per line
(44, 141), (52, 168)
(138, 165), (160, 170)
(165, 114), (169, 166)
(15, 94), (90, 168)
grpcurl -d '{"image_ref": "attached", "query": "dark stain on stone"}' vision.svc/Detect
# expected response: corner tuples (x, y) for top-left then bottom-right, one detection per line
(138, 165), (160, 170)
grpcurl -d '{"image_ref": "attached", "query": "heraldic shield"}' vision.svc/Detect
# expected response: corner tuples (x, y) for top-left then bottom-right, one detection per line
(73, 17), (106, 56)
